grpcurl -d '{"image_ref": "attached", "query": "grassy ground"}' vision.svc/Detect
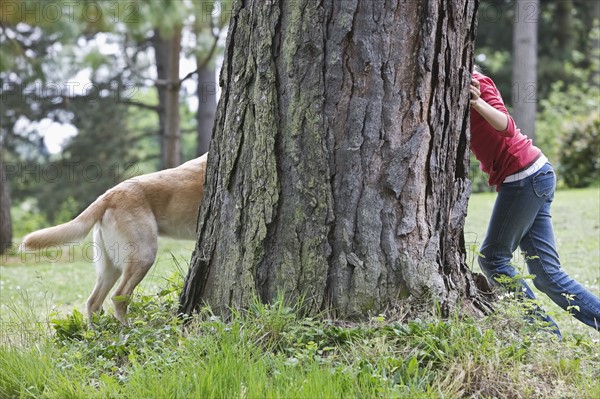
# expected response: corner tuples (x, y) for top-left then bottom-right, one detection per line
(0, 188), (599, 398)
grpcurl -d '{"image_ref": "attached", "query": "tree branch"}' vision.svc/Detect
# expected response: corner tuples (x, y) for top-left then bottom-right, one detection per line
(122, 33), (177, 88)
(119, 99), (161, 112)
(180, 19), (225, 85)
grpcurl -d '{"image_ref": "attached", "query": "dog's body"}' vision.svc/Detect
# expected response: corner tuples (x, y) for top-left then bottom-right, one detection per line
(20, 153), (207, 325)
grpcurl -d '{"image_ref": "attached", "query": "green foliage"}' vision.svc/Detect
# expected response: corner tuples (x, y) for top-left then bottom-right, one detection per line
(52, 196), (81, 225)
(9, 200), (48, 238)
(46, 270), (185, 387)
(0, 345), (54, 399)
(558, 116), (600, 188)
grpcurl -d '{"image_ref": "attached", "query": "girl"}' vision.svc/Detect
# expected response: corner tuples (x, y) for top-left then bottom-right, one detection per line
(469, 68), (600, 336)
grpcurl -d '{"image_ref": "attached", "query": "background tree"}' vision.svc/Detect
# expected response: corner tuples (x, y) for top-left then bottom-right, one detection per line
(153, 24), (183, 169)
(555, 0), (574, 55)
(191, 0), (231, 156)
(0, 159), (12, 254)
(512, 0), (539, 141)
(195, 56), (217, 157)
(180, 0), (490, 318)
(130, 1), (229, 167)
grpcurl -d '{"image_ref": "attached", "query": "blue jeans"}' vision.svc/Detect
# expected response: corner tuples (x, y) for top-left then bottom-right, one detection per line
(478, 163), (600, 333)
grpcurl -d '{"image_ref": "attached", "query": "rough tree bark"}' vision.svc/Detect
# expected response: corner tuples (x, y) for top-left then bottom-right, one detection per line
(512, 0), (538, 141)
(180, 0), (490, 318)
(153, 27), (182, 169)
(0, 160), (12, 254)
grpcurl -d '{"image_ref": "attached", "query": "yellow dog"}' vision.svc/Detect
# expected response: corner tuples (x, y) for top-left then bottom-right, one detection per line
(20, 153), (207, 325)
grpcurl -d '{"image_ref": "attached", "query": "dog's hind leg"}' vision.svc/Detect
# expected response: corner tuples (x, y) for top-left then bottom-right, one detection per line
(111, 244), (157, 325)
(86, 225), (122, 326)
(109, 213), (158, 326)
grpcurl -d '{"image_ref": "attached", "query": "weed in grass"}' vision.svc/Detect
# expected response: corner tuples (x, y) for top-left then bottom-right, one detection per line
(245, 293), (299, 352)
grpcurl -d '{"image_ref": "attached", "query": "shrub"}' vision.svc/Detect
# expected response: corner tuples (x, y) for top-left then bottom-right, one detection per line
(558, 116), (600, 188)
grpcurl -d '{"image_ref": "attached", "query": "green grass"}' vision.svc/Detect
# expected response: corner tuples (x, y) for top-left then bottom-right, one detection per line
(0, 288), (599, 398)
(0, 188), (599, 398)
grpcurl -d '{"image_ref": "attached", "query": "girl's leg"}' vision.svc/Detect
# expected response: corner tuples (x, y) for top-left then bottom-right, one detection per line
(520, 175), (600, 330)
(478, 178), (544, 299)
(478, 164), (560, 333)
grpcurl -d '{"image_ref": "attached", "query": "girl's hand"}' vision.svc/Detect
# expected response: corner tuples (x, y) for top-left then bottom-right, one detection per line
(470, 78), (481, 107)
(469, 77), (509, 131)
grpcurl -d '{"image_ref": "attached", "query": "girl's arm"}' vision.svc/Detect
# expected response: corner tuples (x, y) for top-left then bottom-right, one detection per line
(470, 78), (509, 132)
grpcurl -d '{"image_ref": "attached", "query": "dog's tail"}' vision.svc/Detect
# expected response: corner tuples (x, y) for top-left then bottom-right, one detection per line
(19, 193), (110, 251)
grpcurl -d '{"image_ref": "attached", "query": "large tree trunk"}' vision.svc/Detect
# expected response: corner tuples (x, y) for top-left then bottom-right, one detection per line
(180, 0), (489, 318)
(0, 160), (12, 254)
(512, 0), (538, 141)
(196, 64), (217, 156)
(153, 27), (182, 169)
